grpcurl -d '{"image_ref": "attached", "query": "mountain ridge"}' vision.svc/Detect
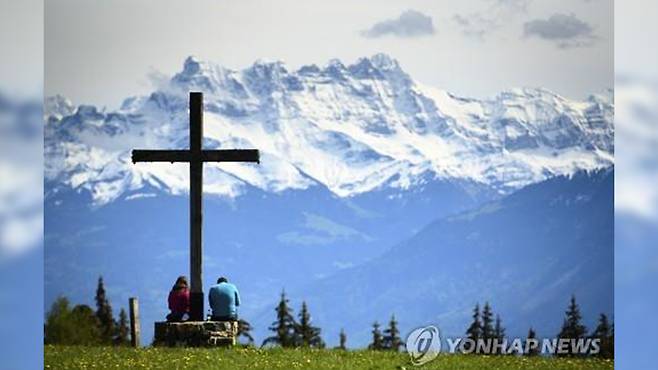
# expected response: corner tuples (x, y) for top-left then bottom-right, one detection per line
(45, 54), (613, 206)
(286, 168), (613, 346)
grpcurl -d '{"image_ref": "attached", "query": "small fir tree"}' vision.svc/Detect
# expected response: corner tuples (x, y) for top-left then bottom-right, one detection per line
(481, 302), (494, 341)
(382, 314), (402, 351)
(295, 301), (324, 348)
(262, 290), (297, 348)
(368, 321), (384, 350)
(95, 276), (115, 344)
(556, 295), (588, 356)
(591, 313), (613, 358)
(493, 314), (506, 355)
(115, 308), (130, 345)
(465, 303), (482, 347)
(338, 328), (347, 350)
(524, 328), (540, 356)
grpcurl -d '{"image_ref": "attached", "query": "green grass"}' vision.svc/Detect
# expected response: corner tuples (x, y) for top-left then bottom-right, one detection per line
(45, 345), (613, 370)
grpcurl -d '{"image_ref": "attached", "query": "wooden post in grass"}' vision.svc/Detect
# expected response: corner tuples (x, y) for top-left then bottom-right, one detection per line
(129, 297), (141, 347)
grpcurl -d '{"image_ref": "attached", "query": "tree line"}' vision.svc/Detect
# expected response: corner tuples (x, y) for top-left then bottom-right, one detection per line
(459, 295), (613, 358)
(45, 276), (130, 346)
(260, 291), (325, 348)
(45, 280), (613, 359)
(260, 291), (401, 351)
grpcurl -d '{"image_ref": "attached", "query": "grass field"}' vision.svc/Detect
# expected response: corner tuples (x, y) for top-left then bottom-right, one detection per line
(45, 345), (613, 370)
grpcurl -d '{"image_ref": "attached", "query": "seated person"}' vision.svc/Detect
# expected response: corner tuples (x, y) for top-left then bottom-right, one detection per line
(166, 276), (190, 322)
(208, 276), (241, 321)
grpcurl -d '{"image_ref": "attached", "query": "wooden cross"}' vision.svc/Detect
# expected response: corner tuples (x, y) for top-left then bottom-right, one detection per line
(131, 92), (259, 321)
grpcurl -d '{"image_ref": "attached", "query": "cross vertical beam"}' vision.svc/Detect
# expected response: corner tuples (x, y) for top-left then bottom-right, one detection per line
(189, 92), (204, 321)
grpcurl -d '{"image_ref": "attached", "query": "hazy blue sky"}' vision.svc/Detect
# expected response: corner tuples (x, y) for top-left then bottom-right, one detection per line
(45, 0), (613, 108)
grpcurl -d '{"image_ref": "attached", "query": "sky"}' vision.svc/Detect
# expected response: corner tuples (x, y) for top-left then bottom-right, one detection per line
(0, 0), (43, 98)
(45, 0), (613, 109)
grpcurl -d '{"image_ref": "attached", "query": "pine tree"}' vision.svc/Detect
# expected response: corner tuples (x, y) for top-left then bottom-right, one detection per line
(481, 302), (494, 341)
(95, 276), (115, 344)
(556, 295), (588, 356)
(295, 301), (324, 348)
(338, 328), (347, 350)
(493, 314), (506, 355)
(465, 303), (482, 344)
(592, 313), (613, 358)
(368, 321), (384, 350)
(494, 315), (505, 340)
(237, 319), (255, 345)
(115, 308), (130, 345)
(262, 290), (297, 348)
(525, 328), (539, 356)
(382, 314), (402, 351)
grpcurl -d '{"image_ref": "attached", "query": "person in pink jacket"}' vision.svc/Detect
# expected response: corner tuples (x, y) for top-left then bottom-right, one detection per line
(166, 276), (190, 322)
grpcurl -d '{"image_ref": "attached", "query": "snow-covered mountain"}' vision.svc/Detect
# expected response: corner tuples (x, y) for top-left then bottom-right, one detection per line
(45, 54), (613, 205)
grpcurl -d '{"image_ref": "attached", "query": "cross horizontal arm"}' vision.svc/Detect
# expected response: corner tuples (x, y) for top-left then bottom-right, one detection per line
(132, 150), (191, 163)
(202, 149), (260, 163)
(131, 149), (260, 163)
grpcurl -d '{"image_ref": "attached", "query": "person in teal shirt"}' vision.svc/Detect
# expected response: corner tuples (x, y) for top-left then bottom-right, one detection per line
(208, 276), (241, 321)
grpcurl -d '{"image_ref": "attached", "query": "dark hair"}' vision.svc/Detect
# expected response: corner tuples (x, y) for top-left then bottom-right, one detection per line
(172, 276), (188, 291)
(217, 276), (228, 284)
